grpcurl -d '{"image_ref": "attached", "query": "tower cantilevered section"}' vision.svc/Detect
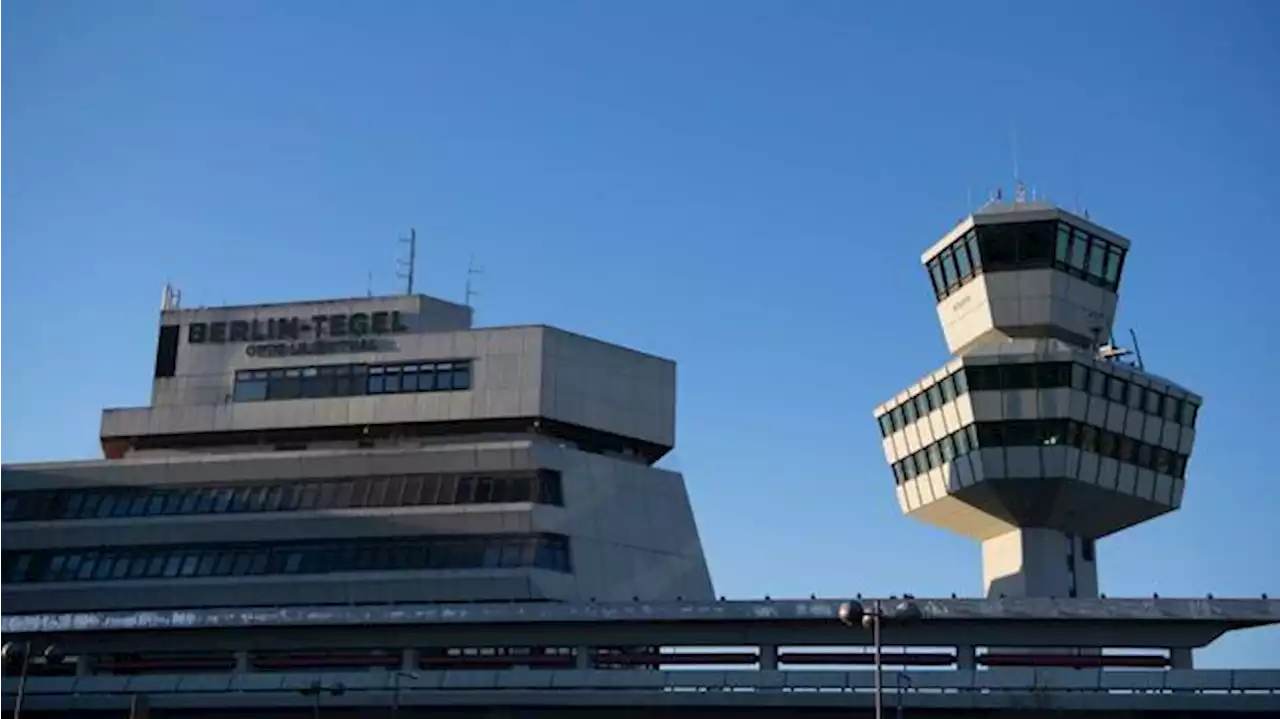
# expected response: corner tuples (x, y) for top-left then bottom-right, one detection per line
(873, 199), (1202, 599)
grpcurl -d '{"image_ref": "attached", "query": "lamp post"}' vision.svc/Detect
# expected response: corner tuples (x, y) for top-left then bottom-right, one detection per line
(3, 640), (61, 719)
(838, 599), (921, 719)
(390, 670), (418, 719)
(298, 680), (345, 719)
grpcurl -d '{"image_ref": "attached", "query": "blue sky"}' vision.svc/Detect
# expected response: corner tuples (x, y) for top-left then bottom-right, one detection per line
(4, 0), (1279, 667)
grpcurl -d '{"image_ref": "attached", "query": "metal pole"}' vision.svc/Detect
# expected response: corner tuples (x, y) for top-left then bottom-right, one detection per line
(311, 690), (320, 719)
(873, 600), (882, 719)
(391, 671), (399, 719)
(13, 641), (31, 719)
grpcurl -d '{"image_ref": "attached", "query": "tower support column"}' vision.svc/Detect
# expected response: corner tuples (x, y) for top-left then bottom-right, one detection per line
(981, 528), (1098, 599)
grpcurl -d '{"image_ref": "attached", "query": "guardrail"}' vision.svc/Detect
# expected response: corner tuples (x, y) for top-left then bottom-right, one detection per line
(5, 668), (1280, 695)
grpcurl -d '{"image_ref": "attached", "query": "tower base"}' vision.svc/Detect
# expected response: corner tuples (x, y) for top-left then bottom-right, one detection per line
(981, 528), (1098, 599)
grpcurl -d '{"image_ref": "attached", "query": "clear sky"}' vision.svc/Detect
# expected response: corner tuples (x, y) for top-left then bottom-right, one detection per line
(4, 0), (1279, 667)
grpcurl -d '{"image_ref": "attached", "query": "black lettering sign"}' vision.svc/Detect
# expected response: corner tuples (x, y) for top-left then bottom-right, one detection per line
(278, 317), (300, 341)
(350, 312), (369, 335)
(187, 310), (411, 346)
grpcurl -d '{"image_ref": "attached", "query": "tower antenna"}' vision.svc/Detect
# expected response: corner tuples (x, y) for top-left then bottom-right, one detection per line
(1011, 123), (1020, 186)
(161, 282), (182, 310)
(397, 228), (418, 295)
(464, 254), (484, 308)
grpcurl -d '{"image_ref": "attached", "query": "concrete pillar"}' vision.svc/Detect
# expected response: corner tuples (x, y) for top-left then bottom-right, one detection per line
(233, 651), (249, 673)
(400, 648), (418, 672)
(759, 645), (778, 671)
(574, 646), (590, 669)
(955, 645), (976, 670)
(1170, 648), (1194, 669)
(982, 528), (1098, 599)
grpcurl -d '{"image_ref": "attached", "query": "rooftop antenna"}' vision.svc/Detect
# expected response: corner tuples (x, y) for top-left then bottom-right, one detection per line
(464, 254), (484, 308)
(366, 270), (373, 298)
(1011, 124), (1030, 204)
(161, 282), (182, 311)
(397, 228), (418, 295)
(1128, 328), (1146, 370)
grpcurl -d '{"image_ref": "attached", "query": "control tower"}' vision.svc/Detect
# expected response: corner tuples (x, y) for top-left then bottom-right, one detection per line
(873, 196), (1202, 599)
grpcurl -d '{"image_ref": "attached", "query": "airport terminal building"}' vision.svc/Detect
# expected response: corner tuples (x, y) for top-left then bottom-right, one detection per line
(2, 293), (714, 613)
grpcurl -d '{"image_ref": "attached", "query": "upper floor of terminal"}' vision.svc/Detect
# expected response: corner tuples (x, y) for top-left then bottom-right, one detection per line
(101, 293), (677, 463)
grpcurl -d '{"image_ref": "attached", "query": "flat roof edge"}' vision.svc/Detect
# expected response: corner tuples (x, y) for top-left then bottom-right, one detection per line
(5, 597), (1277, 633)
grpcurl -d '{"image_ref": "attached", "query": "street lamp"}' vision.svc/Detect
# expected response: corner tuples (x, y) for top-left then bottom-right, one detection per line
(298, 680), (346, 719)
(390, 670), (419, 719)
(838, 598), (922, 719)
(2, 641), (61, 719)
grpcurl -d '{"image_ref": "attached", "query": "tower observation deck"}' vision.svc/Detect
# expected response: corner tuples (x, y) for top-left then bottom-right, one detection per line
(873, 198), (1202, 599)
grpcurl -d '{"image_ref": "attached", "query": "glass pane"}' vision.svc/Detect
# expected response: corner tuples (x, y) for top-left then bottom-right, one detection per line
(436, 366), (455, 391)
(878, 414), (893, 437)
(954, 244), (973, 279)
(890, 406), (904, 431)
(966, 232), (982, 270)
(914, 393), (930, 416)
(1107, 376), (1127, 403)
(1128, 384), (1145, 409)
(940, 375), (956, 401)
(1089, 370), (1106, 396)
(953, 368), (969, 394)
(1069, 230), (1089, 270)
(929, 261), (946, 298)
(1087, 238), (1106, 277)
(902, 398), (917, 423)
(1055, 223), (1071, 263)
(926, 384), (943, 411)
(941, 250), (959, 288)
(978, 224), (1018, 270)
(1017, 222), (1055, 265)
(452, 363), (471, 391)
(1104, 248), (1122, 285)
(1000, 364), (1035, 390)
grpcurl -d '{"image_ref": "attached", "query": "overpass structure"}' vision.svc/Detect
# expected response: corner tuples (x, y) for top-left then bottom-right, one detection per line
(4, 597), (1280, 715)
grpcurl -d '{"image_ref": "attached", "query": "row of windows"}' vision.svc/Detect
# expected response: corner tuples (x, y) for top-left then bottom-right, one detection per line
(927, 221), (1127, 302)
(1, 471), (564, 523)
(233, 359), (472, 402)
(2, 533), (572, 585)
(891, 419), (1190, 486)
(877, 362), (1200, 438)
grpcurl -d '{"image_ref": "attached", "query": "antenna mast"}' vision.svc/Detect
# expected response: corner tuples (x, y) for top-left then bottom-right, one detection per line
(397, 228), (418, 295)
(464, 254), (484, 307)
(161, 282), (182, 311)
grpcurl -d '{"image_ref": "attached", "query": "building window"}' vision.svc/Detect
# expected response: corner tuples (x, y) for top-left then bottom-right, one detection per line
(0, 470), (565, 523)
(0, 533), (573, 585)
(233, 359), (473, 403)
(889, 418), (1190, 486)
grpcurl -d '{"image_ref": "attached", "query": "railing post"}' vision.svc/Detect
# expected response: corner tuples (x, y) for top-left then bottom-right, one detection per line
(956, 645), (976, 670)
(759, 645), (778, 671)
(400, 648), (418, 673)
(1169, 648), (1193, 669)
(233, 651), (249, 673)
(574, 646), (590, 670)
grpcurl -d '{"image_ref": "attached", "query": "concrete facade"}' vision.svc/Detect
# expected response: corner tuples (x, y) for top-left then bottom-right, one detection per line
(2, 293), (714, 611)
(875, 201), (1201, 599)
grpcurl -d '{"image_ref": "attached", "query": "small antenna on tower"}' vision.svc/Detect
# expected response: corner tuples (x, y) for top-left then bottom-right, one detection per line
(1011, 123), (1020, 187)
(397, 228), (418, 295)
(161, 282), (182, 311)
(464, 254), (484, 308)
(1129, 328), (1146, 370)
(366, 270), (373, 298)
